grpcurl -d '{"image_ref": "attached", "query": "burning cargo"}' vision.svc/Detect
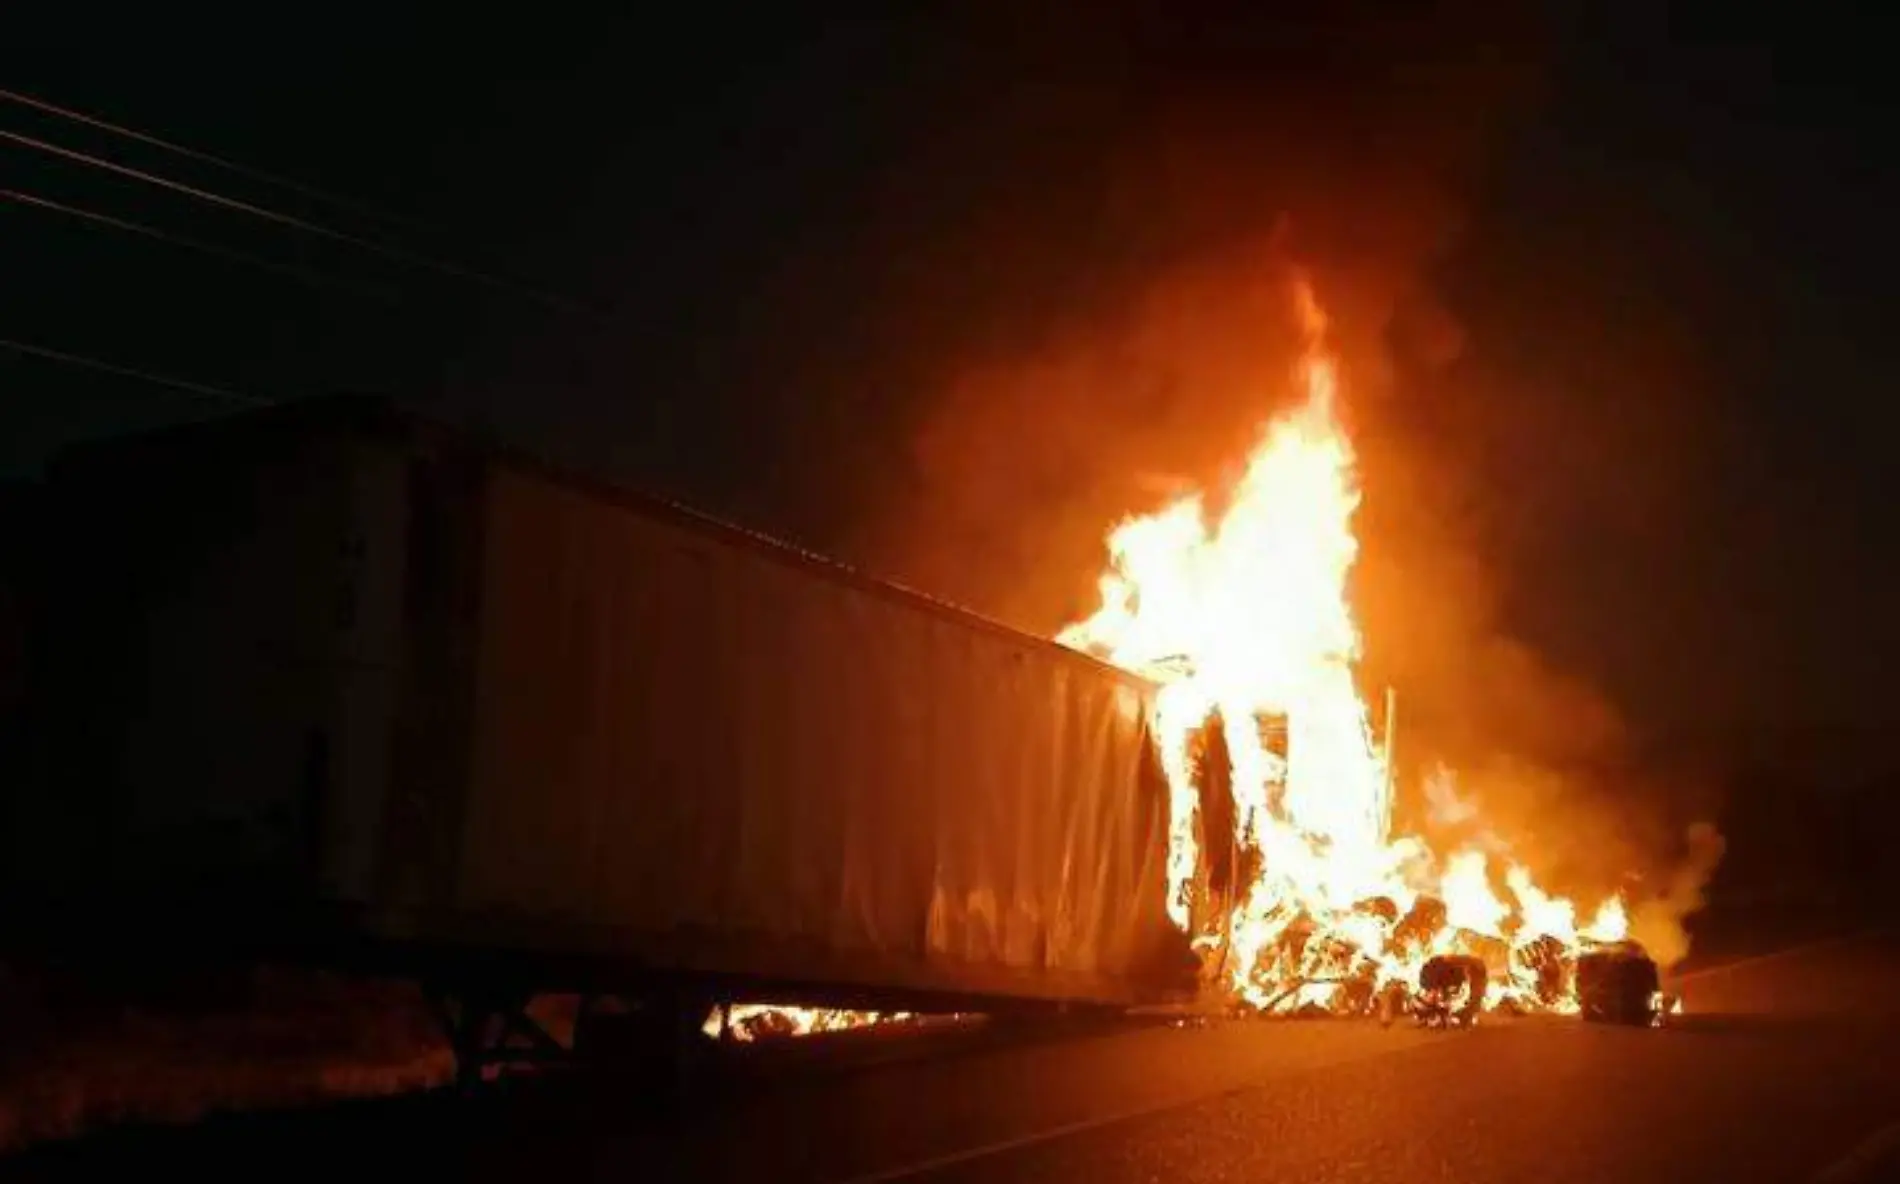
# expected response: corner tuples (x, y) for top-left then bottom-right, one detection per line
(1415, 955), (1487, 1028)
(1575, 942), (1665, 1026)
(1055, 276), (1675, 1021)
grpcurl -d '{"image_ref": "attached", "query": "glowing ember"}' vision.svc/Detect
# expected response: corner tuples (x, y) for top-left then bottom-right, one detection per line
(1059, 276), (1632, 1018)
(702, 1004), (912, 1043)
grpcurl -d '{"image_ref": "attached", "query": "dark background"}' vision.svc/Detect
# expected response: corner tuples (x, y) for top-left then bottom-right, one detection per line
(3, 4), (1895, 899)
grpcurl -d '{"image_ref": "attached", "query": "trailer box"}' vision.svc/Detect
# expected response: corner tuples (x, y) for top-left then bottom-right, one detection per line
(28, 398), (1185, 1016)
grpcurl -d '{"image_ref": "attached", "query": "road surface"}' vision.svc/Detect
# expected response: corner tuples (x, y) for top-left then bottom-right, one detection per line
(9, 929), (1898, 1183)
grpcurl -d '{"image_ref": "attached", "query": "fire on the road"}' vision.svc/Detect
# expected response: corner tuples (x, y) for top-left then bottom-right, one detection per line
(719, 276), (1663, 1039)
(701, 1004), (914, 1043)
(1056, 276), (1639, 1018)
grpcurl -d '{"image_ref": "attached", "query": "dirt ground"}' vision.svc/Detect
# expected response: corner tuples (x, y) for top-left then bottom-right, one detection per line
(0, 962), (456, 1152)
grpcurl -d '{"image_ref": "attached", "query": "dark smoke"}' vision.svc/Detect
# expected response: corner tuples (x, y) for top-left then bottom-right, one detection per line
(850, 6), (1725, 960)
(857, 2), (1542, 620)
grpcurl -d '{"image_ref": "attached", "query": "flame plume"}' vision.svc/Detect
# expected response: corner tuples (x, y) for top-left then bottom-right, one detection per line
(1060, 277), (1629, 1015)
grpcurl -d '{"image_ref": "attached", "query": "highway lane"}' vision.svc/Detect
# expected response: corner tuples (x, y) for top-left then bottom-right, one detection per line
(909, 933), (1900, 1184)
(8, 930), (1897, 1182)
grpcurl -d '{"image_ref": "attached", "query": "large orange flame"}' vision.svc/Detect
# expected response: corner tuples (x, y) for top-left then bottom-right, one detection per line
(1060, 277), (1629, 1015)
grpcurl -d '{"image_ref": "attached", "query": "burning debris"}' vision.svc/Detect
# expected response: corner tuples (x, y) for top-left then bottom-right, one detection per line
(1514, 934), (1574, 1011)
(700, 1005), (914, 1043)
(1058, 276), (1676, 1023)
(1415, 955), (1486, 1028)
(1574, 943), (1670, 1027)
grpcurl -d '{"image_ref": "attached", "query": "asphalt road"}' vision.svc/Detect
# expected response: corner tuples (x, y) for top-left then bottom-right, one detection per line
(908, 934), (1900, 1184)
(10, 929), (1899, 1183)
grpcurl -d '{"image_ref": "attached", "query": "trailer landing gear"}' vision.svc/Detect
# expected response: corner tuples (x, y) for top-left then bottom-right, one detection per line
(425, 983), (713, 1095)
(424, 984), (569, 1092)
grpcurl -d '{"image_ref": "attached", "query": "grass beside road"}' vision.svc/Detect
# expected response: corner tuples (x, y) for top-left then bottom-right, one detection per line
(0, 964), (453, 1153)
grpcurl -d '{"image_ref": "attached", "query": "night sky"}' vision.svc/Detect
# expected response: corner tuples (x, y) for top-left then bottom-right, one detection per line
(5, 5), (1897, 875)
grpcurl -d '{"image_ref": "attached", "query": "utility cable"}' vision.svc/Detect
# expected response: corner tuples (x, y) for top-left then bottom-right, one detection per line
(0, 335), (266, 406)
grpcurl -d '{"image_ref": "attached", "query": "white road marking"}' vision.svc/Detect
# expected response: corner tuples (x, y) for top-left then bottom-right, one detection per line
(836, 1104), (1194, 1184)
(1811, 1120), (1900, 1183)
(841, 931), (1890, 1183)
(831, 1036), (1451, 1184)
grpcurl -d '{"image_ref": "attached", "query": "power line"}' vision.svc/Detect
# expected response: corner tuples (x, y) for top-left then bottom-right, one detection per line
(0, 127), (598, 319)
(0, 187), (402, 303)
(0, 85), (438, 235)
(0, 336), (266, 406)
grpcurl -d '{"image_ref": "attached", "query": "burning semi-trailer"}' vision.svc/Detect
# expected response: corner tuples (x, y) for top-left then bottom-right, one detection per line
(14, 397), (1195, 1082)
(8, 280), (1687, 1088)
